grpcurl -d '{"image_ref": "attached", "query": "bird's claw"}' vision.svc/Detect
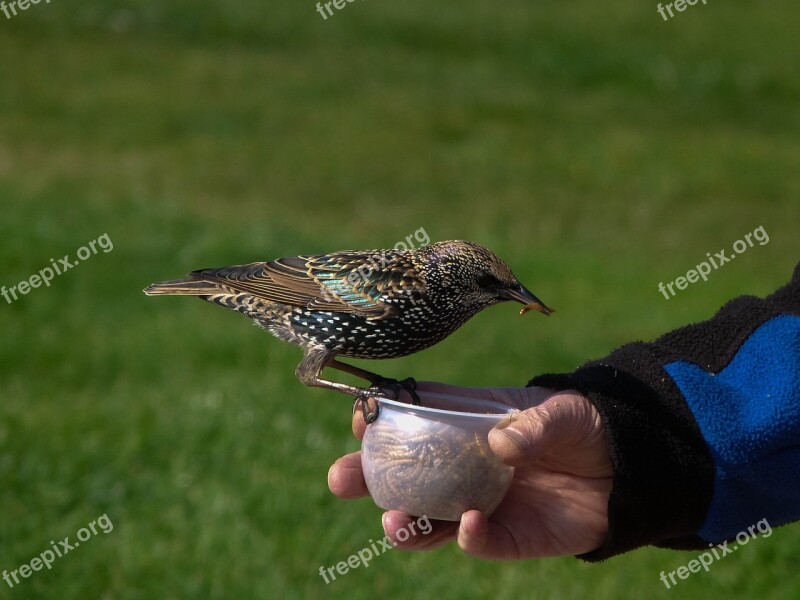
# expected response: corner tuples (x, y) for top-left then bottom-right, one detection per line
(354, 391), (381, 424)
(398, 377), (421, 406)
(355, 376), (421, 425)
(367, 375), (421, 406)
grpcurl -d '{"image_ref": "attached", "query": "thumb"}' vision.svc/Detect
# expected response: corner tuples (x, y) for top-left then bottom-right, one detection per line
(488, 390), (597, 467)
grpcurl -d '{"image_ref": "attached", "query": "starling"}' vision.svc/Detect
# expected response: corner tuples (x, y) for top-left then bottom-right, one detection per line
(143, 240), (553, 422)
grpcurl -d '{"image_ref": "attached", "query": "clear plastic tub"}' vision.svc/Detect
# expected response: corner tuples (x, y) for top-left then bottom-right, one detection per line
(361, 391), (517, 521)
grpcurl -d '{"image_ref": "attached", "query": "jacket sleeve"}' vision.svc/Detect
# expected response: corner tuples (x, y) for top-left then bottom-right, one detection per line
(529, 260), (800, 562)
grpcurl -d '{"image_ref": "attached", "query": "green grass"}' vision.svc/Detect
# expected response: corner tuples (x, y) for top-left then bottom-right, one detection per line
(1, 1), (799, 598)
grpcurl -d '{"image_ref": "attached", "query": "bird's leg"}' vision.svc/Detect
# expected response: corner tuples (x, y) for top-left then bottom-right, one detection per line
(295, 347), (384, 398)
(295, 349), (418, 424)
(328, 359), (421, 407)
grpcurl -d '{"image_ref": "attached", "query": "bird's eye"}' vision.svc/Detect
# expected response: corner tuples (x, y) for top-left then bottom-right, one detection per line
(476, 272), (498, 289)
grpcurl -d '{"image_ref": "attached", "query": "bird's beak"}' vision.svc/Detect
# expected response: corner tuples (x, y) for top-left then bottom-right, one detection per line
(499, 284), (554, 316)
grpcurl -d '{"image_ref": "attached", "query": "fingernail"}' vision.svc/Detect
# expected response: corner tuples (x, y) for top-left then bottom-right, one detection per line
(494, 412), (518, 430)
(501, 426), (530, 452)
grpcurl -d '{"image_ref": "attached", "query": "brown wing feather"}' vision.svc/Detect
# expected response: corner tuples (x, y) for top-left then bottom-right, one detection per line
(190, 250), (423, 319)
(189, 262), (312, 307)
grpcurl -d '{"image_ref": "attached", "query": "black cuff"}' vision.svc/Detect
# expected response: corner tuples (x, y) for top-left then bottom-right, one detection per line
(530, 351), (714, 562)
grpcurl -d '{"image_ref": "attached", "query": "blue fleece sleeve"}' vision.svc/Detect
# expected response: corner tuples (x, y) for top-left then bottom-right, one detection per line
(664, 314), (800, 542)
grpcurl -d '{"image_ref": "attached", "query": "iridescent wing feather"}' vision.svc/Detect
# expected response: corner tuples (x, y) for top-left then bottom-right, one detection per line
(190, 250), (424, 319)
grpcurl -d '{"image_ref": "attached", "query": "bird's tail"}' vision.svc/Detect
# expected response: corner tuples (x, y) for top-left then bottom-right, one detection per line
(143, 278), (222, 297)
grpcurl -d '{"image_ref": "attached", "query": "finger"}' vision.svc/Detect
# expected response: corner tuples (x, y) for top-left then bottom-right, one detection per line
(488, 390), (596, 467)
(328, 451), (369, 499)
(351, 398), (369, 440)
(415, 382), (553, 410)
(457, 510), (522, 560)
(382, 511), (458, 551)
(414, 381), (523, 404)
(414, 381), (488, 398)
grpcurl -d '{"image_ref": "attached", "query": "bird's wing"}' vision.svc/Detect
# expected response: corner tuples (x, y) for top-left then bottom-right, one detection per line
(190, 250), (424, 319)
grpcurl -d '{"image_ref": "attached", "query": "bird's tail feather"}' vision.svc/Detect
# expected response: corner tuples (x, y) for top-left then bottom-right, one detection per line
(143, 278), (222, 297)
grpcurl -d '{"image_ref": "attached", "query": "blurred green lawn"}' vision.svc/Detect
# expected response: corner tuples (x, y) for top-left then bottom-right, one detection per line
(1, 1), (799, 598)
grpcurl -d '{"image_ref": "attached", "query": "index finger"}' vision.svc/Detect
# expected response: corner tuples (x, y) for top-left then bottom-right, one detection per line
(328, 451), (369, 499)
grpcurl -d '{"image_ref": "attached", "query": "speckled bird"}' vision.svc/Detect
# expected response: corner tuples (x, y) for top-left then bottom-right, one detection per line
(144, 240), (553, 421)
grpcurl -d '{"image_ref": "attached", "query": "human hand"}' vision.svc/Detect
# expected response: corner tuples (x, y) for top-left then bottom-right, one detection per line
(328, 381), (612, 559)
